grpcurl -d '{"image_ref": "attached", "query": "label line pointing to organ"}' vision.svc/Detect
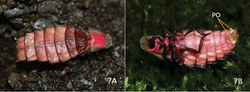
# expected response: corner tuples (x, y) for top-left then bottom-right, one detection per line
(217, 18), (234, 43)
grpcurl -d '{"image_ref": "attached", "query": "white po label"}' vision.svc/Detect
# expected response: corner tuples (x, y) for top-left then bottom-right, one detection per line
(212, 12), (221, 18)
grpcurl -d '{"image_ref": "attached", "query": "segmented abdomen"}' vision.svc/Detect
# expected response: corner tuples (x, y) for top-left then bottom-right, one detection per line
(165, 30), (238, 67)
(17, 26), (93, 64)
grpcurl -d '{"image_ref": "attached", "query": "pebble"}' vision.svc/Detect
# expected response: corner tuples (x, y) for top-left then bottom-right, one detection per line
(8, 72), (20, 88)
(31, 69), (38, 73)
(0, 5), (3, 14)
(114, 51), (120, 57)
(33, 19), (53, 30)
(22, 74), (27, 78)
(38, 1), (58, 13)
(4, 8), (24, 18)
(85, 0), (92, 8)
(80, 77), (94, 90)
(75, 10), (84, 18)
(114, 46), (120, 50)
(105, 69), (113, 76)
(66, 81), (73, 89)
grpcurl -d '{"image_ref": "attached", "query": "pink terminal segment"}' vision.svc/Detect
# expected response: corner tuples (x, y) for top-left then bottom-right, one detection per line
(91, 33), (105, 47)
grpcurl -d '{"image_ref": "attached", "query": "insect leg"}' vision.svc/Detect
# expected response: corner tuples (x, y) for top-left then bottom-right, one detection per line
(184, 30), (193, 36)
(170, 44), (176, 62)
(162, 44), (174, 62)
(160, 25), (172, 37)
(196, 30), (211, 36)
(196, 30), (211, 53)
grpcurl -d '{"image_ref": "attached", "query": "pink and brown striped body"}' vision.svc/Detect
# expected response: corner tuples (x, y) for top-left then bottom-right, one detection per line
(16, 26), (112, 64)
(140, 29), (238, 68)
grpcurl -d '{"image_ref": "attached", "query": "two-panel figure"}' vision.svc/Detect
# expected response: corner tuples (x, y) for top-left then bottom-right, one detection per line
(0, 0), (249, 91)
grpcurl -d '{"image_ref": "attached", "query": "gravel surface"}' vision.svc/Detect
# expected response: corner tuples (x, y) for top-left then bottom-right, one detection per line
(0, 0), (124, 91)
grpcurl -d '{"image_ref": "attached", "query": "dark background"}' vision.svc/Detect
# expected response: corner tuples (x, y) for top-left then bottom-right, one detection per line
(126, 0), (250, 91)
(0, 0), (124, 91)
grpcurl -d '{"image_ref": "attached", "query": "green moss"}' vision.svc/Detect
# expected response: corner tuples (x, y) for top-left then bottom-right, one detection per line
(126, 0), (250, 91)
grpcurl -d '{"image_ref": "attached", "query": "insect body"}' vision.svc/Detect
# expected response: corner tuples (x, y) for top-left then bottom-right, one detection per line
(17, 26), (112, 64)
(140, 29), (239, 68)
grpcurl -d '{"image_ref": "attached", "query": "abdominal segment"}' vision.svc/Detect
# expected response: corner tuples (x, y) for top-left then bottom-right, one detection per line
(165, 30), (237, 67)
(17, 26), (90, 64)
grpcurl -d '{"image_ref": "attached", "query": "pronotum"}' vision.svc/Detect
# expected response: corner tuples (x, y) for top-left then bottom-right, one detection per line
(17, 26), (112, 64)
(140, 29), (239, 68)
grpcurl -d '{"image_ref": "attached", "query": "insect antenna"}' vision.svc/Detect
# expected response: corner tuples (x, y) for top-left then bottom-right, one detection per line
(170, 44), (176, 62)
(160, 24), (172, 37)
(217, 58), (225, 61)
(160, 25), (169, 61)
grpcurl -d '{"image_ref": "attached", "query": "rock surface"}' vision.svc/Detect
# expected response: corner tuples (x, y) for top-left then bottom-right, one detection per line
(0, 0), (124, 91)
